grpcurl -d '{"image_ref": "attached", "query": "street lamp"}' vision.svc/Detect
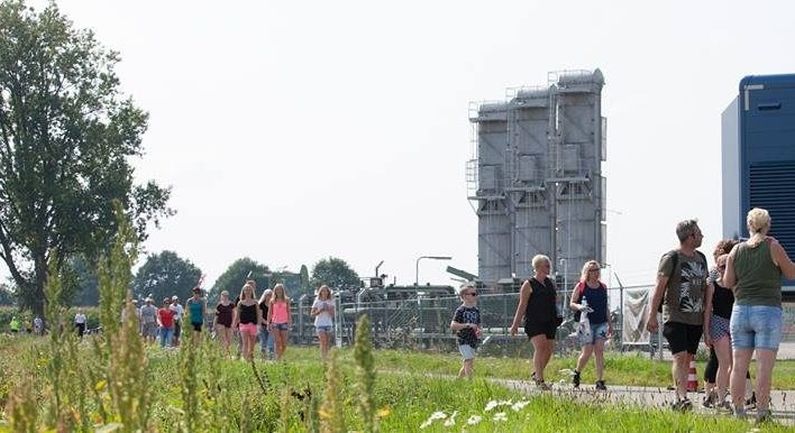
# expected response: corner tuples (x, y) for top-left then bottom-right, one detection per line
(415, 256), (452, 285)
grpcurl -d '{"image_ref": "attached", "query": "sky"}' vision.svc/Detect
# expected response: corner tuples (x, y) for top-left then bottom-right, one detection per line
(8, 0), (795, 291)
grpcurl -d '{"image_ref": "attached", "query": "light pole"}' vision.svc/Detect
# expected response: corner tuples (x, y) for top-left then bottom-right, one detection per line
(415, 256), (452, 285)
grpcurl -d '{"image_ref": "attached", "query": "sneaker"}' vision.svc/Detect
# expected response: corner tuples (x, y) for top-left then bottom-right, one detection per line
(572, 370), (581, 388)
(595, 380), (607, 391)
(535, 380), (551, 391)
(732, 405), (747, 419)
(702, 390), (717, 408)
(671, 398), (693, 412)
(755, 409), (773, 425)
(715, 400), (732, 411)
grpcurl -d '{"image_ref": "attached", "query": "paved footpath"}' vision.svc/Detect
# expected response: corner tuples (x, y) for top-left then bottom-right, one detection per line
(497, 379), (795, 426)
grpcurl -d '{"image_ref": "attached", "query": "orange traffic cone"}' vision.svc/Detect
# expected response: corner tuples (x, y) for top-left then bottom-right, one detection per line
(687, 359), (699, 392)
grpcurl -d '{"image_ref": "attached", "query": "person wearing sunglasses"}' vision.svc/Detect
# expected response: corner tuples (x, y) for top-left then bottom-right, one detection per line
(570, 260), (611, 391)
(450, 283), (481, 379)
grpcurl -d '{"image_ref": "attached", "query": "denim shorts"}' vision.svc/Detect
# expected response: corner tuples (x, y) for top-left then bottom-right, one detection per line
(458, 344), (476, 360)
(730, 305), (782, 351)
(579, 321), (609, 346)
(272, 323), (289, 331)
(316, 325), (333, 334)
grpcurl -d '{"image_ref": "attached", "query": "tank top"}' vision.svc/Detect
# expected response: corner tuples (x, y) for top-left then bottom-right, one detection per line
(216, 303), (234, 326)
(574, 282), (608, 325)
(238, 303), (258, 324)
(271, 301), (289, 324)
(524, 277), (558, 327)
(733, 241), (782, 307)
(707, 267), (735, 319)
(187, 298), (204, 324)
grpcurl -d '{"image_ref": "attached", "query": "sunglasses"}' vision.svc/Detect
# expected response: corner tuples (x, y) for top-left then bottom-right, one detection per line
(464, 292), (479, 297)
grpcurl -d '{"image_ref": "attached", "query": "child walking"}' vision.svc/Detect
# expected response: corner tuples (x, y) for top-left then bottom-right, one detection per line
(450, 283), (481, 379)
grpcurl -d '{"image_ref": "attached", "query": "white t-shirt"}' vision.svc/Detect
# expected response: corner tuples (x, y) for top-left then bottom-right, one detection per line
(170, 303), (184, 321)
(74, 313), (86, 324)
(312, 299), (334, 327)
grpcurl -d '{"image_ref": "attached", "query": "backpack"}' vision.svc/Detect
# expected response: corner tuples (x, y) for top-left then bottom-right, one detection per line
(657, 249), (708, 313)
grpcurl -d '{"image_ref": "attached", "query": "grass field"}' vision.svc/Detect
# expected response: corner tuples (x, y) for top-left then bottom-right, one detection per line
(1, 332), (793, 432)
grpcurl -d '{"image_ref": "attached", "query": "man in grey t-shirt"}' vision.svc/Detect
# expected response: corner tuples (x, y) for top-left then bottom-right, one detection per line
(647, 219), (712, 411)
(139, 297), (158, 343)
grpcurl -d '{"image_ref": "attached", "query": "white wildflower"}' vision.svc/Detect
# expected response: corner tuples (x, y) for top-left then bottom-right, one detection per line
(443, 411), (458, 427)
(466, 415), (483, 425)
(420, 411), (447, 429)
(511, 400), (529, 411)
(484, 399), (512, 411)
(493, 412), (508, 422)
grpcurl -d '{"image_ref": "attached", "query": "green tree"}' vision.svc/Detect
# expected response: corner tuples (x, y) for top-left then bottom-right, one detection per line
(209, 257), (270, 302)
(0, 1), (172, 316)
(66, 256), (99, 306)
(310, 257), (360, 290)
(0, 282), (14, 305)
(132, 251), (201, 303)
(299, 264), (310, 294)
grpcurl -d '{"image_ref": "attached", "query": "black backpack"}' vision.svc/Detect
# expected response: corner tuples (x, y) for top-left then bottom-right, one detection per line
(657, 249), (708, 313)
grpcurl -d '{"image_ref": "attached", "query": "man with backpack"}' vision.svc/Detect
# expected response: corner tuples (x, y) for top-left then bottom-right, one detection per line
(646, 219), (712, 411)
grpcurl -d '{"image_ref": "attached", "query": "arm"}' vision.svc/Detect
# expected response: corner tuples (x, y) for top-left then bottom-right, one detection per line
(267, 302), (273, 329)
(231, 307), (239, 329)
(212, 305), (219, 328)
(256, 303), (263, 327)
(770, 238), (795, 279)
(722, 248), (738, 289)
(327, 302), (335, 319)
(286, 302), (292, 326)
(509, 281), (533, 336)
(569, 284), (583, 311)
(310, 301), (321, 317)
(645, 274), (668, 333)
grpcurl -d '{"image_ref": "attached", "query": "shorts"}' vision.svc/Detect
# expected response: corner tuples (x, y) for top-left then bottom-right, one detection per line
(459, 344), (476, 360)
(272, 323), (289, 331)
(191, 322), (202, 332)
(580, 321), (609, 346)
(709, 314), (731, 341)
(316, 325), (333, 335)
(525, 321), (557, 340)
(239, 323), (258, 337)
(142, 322), (158, 338)
(730, 305), (782, 351)
(663, 321), (703, 355)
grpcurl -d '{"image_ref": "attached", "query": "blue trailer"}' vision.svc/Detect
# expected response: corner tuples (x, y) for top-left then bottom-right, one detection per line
(722, 73), (795, 297)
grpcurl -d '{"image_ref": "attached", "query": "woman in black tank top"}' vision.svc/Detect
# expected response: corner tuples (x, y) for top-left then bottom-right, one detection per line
(509, 254), (560, 390)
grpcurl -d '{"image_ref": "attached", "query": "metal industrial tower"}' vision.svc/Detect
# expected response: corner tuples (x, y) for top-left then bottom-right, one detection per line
(467, 69), (606, 291)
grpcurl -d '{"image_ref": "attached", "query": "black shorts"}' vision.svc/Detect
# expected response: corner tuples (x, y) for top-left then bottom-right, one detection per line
(663, 321), (703, 355)
(191, 322), (202, 332)
(525, 321), (557, 340)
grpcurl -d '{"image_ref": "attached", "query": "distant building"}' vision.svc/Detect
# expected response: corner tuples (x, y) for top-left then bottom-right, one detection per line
(467, 69), (606, 289)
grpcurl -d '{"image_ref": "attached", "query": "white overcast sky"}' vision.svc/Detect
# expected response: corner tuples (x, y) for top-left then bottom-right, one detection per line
(8, 0), (795, 290)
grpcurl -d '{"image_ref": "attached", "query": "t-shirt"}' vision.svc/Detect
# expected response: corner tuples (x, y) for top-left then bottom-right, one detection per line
(140, 304), (157, 324)
(658, 250), (708, 325)
(74, 313), (87, 324)
(312, 299), (334, 327)
(170, 303), (184, 321)
(452, 305), (481, 347)
(216, 303), (234, 327)
(258, 301), (269, 325)
(158, 308), (175, 328)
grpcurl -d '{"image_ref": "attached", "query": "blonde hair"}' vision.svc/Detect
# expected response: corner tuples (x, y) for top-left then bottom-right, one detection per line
(532, 254), (550, 271)
(579, 260), (600, 283)
(747, 207), (770, 245)
(271, 283), (289, 303)
(239, 282), (256, 301)
(316, 285), (331, 300)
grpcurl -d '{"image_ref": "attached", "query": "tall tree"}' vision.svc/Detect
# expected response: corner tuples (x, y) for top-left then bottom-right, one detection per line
(310, 257), (360, 290)
(0, 1), (172, 315)
(66, 255), (99, 306)
(209, 257), (270, 302)
(132, 251), (201, 304)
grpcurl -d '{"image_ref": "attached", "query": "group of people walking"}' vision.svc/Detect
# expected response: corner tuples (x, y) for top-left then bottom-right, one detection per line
(450, 207), (791, 424)
(132, 287), (208, 347)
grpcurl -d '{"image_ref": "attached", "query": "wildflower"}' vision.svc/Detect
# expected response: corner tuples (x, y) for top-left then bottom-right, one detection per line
(443, 411), (458, 427)
(485, 399), (512, 411)
(511, 400), (529, 412)
(377, 406), (391, 418)
(493, 412), (508, 422)
(420, 411), (447, 429)
(466, 415), (482, 425)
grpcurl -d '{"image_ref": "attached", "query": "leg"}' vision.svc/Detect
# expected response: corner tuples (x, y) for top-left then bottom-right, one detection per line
(593, 339), (606, 381)
(713, 335), (732, 401)
(730, 348), (753, 410)
(576, 345), (594, 373)
(704, 346), (718, 391)
(279, 329), (289, 358)
(463, 358), (474, 378)
(672, 351), (689, 401)
(754, 348), (776, 413)
(530, 335), (547, 381)
(318, 331), (329, 359)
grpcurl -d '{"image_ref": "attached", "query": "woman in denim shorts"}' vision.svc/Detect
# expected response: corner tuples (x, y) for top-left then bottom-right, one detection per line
(722, 208), (795, 422)
(311, 285), (335, 360)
